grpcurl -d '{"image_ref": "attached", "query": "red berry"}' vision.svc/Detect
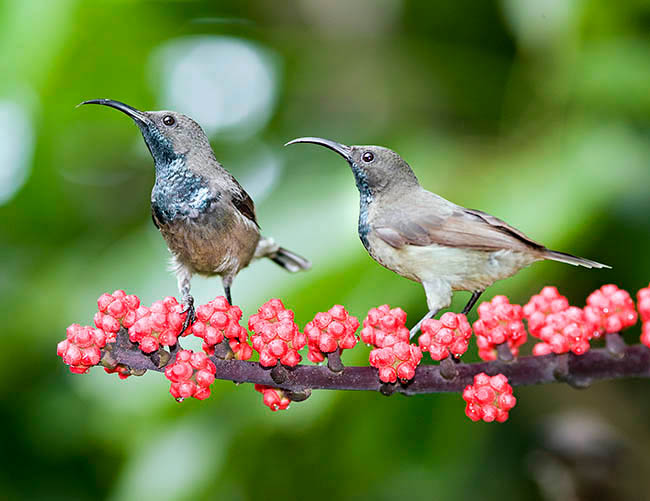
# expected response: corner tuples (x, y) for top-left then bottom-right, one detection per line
(584, 284), (637, 337)
(57, 324), (108, 374)
(94, 290), (141, 337)
(127, 297), (189, 353)
(533, 306), (594, 356)
(641, 321), (650, 349)
(188, 296), (250, 360)
(249, 299), (305, 368)
(463, 372), (516, 423)
(523, 286), (569, 336)
(637, 285), (650, 323)
(164, 349), (217, 402)
(473, 296), (527, 361)
(419, 312), (472, 361)
(369, 339), (422, 383)
(255, 384), (291, 411)
(305, 305), (359, 364)
(361, 304), (409, 348)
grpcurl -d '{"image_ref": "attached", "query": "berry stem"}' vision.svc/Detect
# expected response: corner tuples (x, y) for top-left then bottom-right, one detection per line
(439, 356), (459, 380)
(326, 347), (344, 373)
(101, 328), (650, 395)
(605, 333), (626, 359)
(496, 342), (514, 362)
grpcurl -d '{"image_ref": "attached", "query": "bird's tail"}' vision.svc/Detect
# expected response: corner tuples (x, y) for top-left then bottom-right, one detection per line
(543, 250), (611, 269)
(255, 237), (311, 272)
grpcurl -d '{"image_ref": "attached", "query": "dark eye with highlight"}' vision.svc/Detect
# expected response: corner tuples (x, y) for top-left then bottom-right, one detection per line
(162, 115), (175, 126)
(362, 151), (374, 163)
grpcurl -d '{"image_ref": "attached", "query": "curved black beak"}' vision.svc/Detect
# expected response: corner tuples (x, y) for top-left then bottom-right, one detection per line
(78, 99), (150, 125)
(285, 137), (352, 162)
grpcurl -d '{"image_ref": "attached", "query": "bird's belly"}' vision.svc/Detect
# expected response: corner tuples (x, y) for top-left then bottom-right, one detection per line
(158, 211), (259, 277)
(367, 235), (537, 290)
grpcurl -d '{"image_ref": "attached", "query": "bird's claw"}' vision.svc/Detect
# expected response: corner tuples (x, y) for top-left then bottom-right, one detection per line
(180, 296), (195, 334)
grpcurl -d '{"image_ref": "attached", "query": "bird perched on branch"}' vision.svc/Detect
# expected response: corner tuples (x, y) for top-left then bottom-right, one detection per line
(286, 137), (609, 336)
(80, 99), (310, 329)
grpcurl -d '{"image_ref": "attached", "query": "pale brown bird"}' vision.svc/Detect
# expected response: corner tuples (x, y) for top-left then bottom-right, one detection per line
(286, 138), (609, 336)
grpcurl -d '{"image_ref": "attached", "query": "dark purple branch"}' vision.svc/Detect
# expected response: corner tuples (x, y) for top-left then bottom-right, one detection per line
(102, 328), (650, 395)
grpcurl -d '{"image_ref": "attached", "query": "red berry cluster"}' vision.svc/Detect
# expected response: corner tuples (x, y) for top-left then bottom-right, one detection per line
(360, 305), (410, 347)
(638, 285), (650, 348)
(192, 296), (252, 360)
(305, 305), (359, 363)
(523, 286), (569, 337)
(164, 349), (216, 401)
(584, 284), (637, 337)
(531, 307), (594, 356)
(128, 297), (186, 353)
(94, 290), (140, 342)
(255, 384), (290, 411)
(57, 324), (108, 374)
(418, 312), (472, 360)
(473, 296), (527, 361)
(361, 305), (422, 383)
(248, 299), (306, 367)
(463, 372), (516, 422)
(369, 342), (423, 383)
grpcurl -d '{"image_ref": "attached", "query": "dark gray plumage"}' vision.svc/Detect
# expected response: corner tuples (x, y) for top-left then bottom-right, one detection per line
(286, 137), (609, 336)
(80, 99), (310, 327)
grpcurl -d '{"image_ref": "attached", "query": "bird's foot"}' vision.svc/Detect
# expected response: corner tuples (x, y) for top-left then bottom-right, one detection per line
(180, 295), (195, 334)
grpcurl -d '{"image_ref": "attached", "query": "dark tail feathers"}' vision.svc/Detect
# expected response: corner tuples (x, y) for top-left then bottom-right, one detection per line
(269, 247), (311, 273)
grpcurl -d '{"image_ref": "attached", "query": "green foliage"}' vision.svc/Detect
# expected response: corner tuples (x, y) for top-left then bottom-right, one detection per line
(1, 0), (649, 499)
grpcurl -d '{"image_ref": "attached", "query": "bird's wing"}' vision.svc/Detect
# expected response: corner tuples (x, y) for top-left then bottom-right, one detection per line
(230, 182), (260, 228)
(374, 201), (544, 252)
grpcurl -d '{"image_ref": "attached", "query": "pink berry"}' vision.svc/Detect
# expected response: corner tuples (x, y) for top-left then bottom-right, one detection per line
(164, 349), (217, 402)
(255, 384), (291, 411)
(304, 305), (359, 364)
(463, 372), (516, 423)
(249, 299), (305, 368)
(641, 321), (650, 349)
(638, 286), (650, 323)
(57, 324), (108, 374)
(419, 313), (472, 361)
(473, 296), (526, 361)
(584, 284), (637, 337)
(523, 286), (569, 336)
(369, 339), (421, 383)
(361, 305), (409, 348)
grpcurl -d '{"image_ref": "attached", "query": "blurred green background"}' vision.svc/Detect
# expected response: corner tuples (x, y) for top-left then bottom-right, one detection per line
(1, 0), (650, 499)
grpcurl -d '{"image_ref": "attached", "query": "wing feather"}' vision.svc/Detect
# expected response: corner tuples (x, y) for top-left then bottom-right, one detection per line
(374, 194), (544, 252)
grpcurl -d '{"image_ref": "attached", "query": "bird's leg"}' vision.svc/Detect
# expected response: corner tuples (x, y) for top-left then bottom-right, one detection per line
(461, 290), (483, 315)
(222, 276), (233, 305)
(409, 309), (440, 339)
(175, 262), (195, 334)
(180, 295), (195, 334)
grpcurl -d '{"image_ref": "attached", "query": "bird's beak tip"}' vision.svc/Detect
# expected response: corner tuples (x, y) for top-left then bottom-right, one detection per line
(76, 99), (148, 123)
(77, 99), (107, 108)
(285, 137), (351, 159)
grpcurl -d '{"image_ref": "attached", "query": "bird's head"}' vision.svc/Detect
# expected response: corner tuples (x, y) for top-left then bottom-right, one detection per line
(79, 99), (211, 166)
(285, 137), (419, 196)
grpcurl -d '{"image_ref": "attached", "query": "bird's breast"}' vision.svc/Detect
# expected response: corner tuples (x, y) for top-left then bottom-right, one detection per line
(153, 184), (260, 277)
(151, 167), (219, 224)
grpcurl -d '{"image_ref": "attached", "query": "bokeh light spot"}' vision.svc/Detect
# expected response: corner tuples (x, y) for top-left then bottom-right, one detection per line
(149, 36), (279, 139)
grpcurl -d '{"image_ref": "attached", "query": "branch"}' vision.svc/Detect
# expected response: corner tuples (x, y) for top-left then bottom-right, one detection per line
(102, 328), (650, 395)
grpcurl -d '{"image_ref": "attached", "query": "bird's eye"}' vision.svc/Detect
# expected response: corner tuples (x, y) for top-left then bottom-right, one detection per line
(362, 151), (374, 163)
(162, 115), (175, 126)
